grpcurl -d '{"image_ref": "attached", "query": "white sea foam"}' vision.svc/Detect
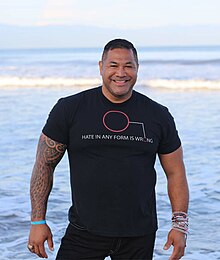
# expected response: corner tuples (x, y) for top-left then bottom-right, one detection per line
(0, 76), (101, 88)
(140, 79), (220, 90)
(1, 77), (220, 90)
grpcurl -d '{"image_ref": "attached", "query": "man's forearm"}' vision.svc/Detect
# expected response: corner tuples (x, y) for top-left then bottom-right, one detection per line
(30, 133), (67, 220)
(30, 162), (54, 220)
(167, 172), (189, 213)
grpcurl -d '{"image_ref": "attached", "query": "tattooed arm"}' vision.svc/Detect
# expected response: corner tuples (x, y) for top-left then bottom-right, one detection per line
(30, 133), (67, 220)
(28, 133), (67, 258)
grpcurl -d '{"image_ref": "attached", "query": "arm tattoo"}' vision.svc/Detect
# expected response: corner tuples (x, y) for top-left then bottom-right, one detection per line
(30, 133), (67, 220)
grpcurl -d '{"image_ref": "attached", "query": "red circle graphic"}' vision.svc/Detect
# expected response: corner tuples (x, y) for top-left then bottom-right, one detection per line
(103, 110), (130, 133)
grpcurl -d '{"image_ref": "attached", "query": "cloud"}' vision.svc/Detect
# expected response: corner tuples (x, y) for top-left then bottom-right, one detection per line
(37, 0), (76, 25)
(36, 0), (220, 28)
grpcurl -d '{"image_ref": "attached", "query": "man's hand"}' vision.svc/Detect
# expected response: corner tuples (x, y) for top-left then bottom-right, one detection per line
(28, 224), (54, 258)
(163, 229), (187, 260)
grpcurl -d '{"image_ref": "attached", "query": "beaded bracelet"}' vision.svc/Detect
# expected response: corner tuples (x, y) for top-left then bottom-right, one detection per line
(172, 211), (189, 234)
(31, 220), (46, 225)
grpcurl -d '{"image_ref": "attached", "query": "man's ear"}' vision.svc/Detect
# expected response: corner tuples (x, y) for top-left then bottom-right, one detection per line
(98, 61), (103, 76)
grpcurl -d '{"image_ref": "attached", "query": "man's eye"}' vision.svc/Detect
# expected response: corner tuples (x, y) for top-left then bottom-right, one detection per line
(110, 65), (117, 68)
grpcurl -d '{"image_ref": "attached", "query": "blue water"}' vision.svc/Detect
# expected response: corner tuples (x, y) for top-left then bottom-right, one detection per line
(0, 47), (220, 259)
(0, 46), (220, 80)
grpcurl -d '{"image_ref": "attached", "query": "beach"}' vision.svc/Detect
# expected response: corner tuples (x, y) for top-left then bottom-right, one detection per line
(0, 47), (220, 259)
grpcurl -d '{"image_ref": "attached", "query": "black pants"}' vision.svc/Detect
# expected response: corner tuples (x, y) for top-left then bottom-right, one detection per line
(56, 223), (156, 260)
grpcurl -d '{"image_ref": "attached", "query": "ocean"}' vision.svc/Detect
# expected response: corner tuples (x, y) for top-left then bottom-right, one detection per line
(0, 46), (220, 259)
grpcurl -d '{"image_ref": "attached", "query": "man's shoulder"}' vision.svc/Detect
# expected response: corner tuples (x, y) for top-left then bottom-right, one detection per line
(61, 86), (100, 103)
(47, 86), (101, 126)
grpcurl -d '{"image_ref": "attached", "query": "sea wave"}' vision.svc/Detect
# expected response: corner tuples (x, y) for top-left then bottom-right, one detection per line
(140, 59), (220, 65)
(0, 76), (220, 90)
(140, 79), (220, 90)
(0, 76), (101, 88)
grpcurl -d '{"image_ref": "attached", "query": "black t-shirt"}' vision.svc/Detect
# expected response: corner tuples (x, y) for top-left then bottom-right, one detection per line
(43, 86), (181, 237)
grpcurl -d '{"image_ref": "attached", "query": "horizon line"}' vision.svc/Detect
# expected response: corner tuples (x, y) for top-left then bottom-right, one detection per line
(1, 44), (220, 51)
(1, 22), (220, 29)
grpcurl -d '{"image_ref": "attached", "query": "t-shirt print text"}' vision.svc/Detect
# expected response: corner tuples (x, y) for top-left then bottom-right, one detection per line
(81, 110), (154, 143)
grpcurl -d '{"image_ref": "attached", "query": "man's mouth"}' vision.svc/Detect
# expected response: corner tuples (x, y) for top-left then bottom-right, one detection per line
(113, 79), (129, 84)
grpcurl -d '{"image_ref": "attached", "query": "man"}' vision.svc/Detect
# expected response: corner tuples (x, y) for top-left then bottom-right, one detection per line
(28, 39), (189, 259)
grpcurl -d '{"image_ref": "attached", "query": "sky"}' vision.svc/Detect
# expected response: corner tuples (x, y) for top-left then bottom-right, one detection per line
(0, 0), (220, 29)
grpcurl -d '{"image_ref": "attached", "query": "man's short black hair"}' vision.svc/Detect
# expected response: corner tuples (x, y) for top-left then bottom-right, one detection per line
(102, 39), (138, 64)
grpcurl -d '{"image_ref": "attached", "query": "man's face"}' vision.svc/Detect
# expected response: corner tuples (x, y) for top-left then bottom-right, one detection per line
(99, 48), (139, 103)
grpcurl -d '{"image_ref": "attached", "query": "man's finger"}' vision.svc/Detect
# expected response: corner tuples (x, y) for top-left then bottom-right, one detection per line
(163, 239), (172, 250)
(169, 245), (184, 260)
(47, 235), (54, 251)
(39, 244), (48, 258)
(33, 245), (41, 257)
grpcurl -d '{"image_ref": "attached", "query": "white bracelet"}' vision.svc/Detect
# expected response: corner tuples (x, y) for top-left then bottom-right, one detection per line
(172, 212), (189, 234)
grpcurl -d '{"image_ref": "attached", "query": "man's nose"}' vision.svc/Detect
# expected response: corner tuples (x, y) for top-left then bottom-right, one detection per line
(116, 67), (126, 77)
